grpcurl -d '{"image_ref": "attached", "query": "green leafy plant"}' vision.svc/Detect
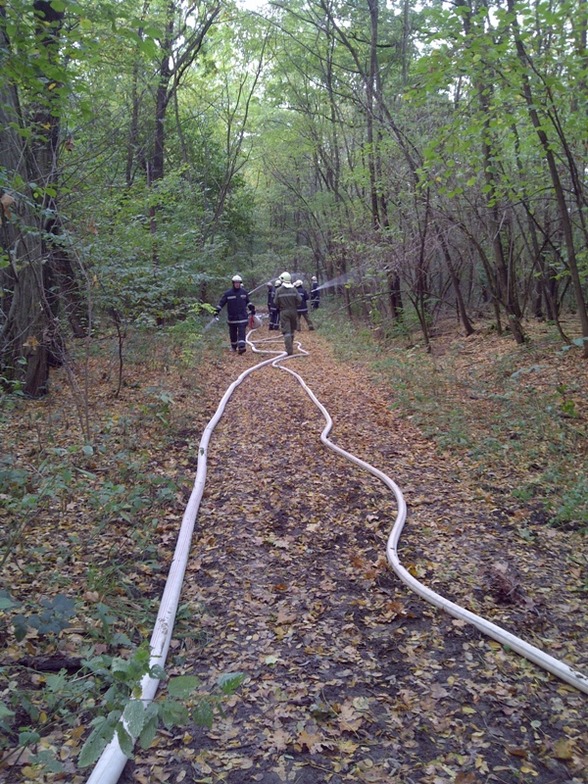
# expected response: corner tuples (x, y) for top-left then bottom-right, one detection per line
(86, 601), (134, 647)
(511, 484), (537, 502)
(0, 699), (15, 734)
(12, 594), (77, 642)
(555, 384), (578, 418)
(551, 476), (588, 531)
(0, 636), (244, 776)
(78, 644), (245, 767)
(168, 301), (218, 364)
(88, 479), (152, 528)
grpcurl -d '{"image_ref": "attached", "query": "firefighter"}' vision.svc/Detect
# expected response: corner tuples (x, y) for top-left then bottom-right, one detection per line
(294, 280), (315, 331)
(214, 274), (255, 354)
(267, 281), (280, 330)
(310, 275), (320, 309)
(273, 272), (301, 355)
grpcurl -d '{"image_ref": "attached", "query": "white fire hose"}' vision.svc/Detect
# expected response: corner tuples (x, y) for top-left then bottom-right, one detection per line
(275, 354), (588, 696)
(86, 329), (587, 784)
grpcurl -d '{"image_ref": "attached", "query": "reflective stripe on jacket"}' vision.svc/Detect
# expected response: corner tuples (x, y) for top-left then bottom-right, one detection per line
(296, 288), (309, 313)
(217, 287), (250, 324)
(274, 283), (301, 314)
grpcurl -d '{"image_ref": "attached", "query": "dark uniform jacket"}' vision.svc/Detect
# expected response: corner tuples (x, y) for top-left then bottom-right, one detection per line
(296, 288), (310, 313)
(216, 286), (251, 324)
(311, 282), (320, 307)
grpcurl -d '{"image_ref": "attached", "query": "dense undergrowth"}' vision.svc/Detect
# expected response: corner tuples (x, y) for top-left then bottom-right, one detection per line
(319, 310), (588, 538)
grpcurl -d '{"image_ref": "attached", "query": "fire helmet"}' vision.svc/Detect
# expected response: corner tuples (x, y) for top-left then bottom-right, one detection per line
(279, 271), (291, 283)
(274, 279), (282, 287)
(232, 274), (243, 283)
(294, 280), (303, 288)
(311, 275), (317, 282)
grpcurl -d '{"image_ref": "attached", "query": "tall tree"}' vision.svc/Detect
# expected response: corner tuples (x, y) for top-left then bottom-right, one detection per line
(142, 1), (222, 265)
(1, 1), (67, 397)
(506, 0), (588, 356)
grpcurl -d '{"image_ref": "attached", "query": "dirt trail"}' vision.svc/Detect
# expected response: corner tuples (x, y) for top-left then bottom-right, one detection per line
(123, 330), (587, 784)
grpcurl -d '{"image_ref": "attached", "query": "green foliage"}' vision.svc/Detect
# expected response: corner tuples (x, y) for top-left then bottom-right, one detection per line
(551, 476), (588, 531)
(77, 644), (245, 767)
(167, 302), (217, 364)
(217, 671), (246, 695)
(0, 439), (181, 565)
(0, 373), (26, 398)
(0, 323), (249, 776)
(146, 389), (174, 425)
(555, 385), (578, 419)
(0, 632), (244, 774)
(12, 594), (76, 642)
(0, 700), (15, 732)
(511, 484), (538, 503)
(86, 602), (133, 648)
(91, 253), (212, 329)
(0, 450), (80, 569)
(322, 310), (587, 539)
(0, 590), (16, 611)
(88, 479), (152, 528)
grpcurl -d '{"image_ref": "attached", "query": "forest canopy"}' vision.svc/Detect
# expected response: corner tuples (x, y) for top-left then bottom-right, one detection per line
(1, 0), (588, 397)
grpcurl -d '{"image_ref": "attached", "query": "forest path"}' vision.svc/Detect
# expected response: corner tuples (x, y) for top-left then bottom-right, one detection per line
(122, 327), (586, 784)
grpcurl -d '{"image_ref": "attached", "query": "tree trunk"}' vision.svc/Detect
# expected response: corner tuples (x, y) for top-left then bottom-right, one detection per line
(387, 270), (403, 321)
(457, 0), (526, 344)
(438, 229), (475, 336)
(0, 1), (65, 397)
(508, 0), (588, 356)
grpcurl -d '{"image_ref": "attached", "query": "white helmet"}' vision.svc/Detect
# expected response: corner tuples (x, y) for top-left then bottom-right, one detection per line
(294, 280), (303, 287)
(274, 278), (282, 287)
(279, 271), (291, 283)
(232, 274), (242, 283)
(311, 275), (317, 282)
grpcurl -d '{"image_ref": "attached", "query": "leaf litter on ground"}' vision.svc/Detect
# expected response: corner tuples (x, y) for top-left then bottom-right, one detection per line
(0, 323), (586, 784)
(126, 329), (587, 784)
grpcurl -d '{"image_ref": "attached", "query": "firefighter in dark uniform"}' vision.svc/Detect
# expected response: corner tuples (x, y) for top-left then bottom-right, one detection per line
(215, 274), (255, 354)
(273, 272), (301, 355)
(310, 275), (320, 309)
(294, 280), (315, 330)
(267, 281), (280, 330)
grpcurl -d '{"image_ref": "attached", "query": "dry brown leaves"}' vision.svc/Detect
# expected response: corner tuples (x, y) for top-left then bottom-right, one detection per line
(1, 323), (587, 784)
(127, 328), (587, 784)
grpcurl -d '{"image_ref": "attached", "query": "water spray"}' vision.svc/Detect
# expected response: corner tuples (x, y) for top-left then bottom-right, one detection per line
(204, 317), (220, 332)
(249, 274), (305, 296)
(247, 281), (273, 297)
(315, 271), (354, 292)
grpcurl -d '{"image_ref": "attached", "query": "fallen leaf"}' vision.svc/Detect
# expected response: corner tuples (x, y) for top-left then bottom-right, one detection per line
(552, 738), (575, 760)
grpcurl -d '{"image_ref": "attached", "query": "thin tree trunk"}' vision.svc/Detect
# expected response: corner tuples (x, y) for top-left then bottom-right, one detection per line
(507, 0), (588, 357)
(437, 228), (475, 336)
(0, 1), (65, 397)
(387, 269), (403, 321)
(457, 0), (526, 344)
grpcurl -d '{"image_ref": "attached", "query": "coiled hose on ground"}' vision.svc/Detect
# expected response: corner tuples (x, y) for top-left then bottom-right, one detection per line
(86, 329), (587, 784)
